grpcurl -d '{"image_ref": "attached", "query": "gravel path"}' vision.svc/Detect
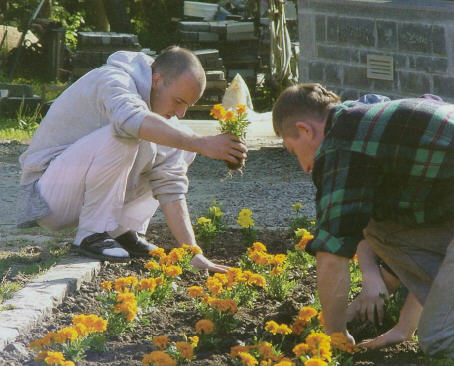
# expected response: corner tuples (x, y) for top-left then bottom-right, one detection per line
(0, 141), (316, 234)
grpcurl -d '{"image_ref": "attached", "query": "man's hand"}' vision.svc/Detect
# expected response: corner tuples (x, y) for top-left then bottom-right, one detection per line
(347, 276), (389, 325)
(197, 134), (247, 164)
(191, 254), (229, 273)
(357, 326), (412, 350)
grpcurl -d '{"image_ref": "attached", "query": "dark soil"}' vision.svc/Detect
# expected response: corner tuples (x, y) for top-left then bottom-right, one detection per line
(4, 224), (435, 365)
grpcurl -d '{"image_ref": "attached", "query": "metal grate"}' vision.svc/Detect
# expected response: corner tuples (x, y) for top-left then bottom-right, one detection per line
(367, 54), (394, 81)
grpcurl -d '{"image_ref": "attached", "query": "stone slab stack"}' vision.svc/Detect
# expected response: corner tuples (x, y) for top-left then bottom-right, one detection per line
(71, 32), (146, 79)
(0, 83), (41, 118)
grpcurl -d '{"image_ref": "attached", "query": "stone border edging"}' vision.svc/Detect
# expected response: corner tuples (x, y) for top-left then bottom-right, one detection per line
(0, 256), (101, 351)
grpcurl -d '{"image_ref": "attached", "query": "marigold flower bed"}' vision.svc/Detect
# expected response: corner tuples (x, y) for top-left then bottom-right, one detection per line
(4, 224), (426, 366)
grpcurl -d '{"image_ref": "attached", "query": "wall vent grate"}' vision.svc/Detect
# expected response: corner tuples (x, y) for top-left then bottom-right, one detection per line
(367, 54), (394, 81)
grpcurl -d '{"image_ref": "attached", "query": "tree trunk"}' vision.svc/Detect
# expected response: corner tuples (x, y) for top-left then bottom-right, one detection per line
(95, 0), (110, 32)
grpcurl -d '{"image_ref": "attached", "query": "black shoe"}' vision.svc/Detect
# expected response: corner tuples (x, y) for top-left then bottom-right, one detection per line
(72, 232), (130, 262)
(115, 231), (157, 257)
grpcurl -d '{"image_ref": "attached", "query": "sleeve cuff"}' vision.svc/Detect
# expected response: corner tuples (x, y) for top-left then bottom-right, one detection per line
(305, 228), (360, 259)
(156, 193), (185, 206)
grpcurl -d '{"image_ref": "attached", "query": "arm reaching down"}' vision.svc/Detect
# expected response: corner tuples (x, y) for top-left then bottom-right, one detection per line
(161, 198), (229, 273)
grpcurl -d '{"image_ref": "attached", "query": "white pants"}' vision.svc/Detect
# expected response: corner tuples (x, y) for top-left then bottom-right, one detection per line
(36, 125), (161, 244)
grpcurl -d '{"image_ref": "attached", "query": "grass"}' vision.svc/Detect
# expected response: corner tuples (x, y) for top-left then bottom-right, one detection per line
(0, 228), (73, 305)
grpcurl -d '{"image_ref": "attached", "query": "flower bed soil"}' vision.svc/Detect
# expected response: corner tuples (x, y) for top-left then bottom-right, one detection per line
(2, 224), (429, 365)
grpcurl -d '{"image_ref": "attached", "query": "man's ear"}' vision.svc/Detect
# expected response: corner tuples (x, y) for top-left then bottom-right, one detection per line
(295, 121), (314, 140)
(152, 72), (163, 88)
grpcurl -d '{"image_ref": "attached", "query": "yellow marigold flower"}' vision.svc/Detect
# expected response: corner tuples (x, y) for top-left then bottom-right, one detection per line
(93, 317), (108, 332)
(188, 335), (199, 347)
(249, 250), (271, 265)
(260, 360), (273, 366)
(271, 266), (284, 276)
(197, 216), (211, 225)
(44, 351), (65, 365)
(251, 241), (267, 252)
(150, 247), (166, 259)
(209, 206), (223, 217)
(212, 273), (228, 285)
(270, 254), (287, 266)
(160, 248), (185, 265)
(238, 352), (258, 366)
(274, 359), (295, 366)
(237, 209), (254, 228)
(206, 277), (223, 295)
(39, 332), (55, 347)
(162, 265), (182, 278)
(293, 342), (310, 357)
(236, 104), (247, 115)
(188, 286), (205, 298)
(62, 362), (75, 366)
(208, 298), (238, 314)
(175, 341), (194, 360)
(230, 345), (254, 357)
(29, 339), (42, 350)
(153, 335), (170, 350)
(298, 306), (318, 322)
(100, 280), (112, 291)
(306, 333), (331, 360)
(247, 273), (266, 287)
(226, 267), (242, 287)
(264, 320), (278, 335)
(142, 351), (177, 366)
(276, 323), (292, 335)
(54, 326), (79, 344)
(195, 319), (214, 335)
(304, 358), (328, 366)
(114, 276), (139, 291)
(292, 203), (304, 212)
(182, 244), (202, 255)
(294, 228), (310, 238)
(73, 322), (88, 337)
(145, 260), (160, 270)
(155, 277), (165, 286)
(295, 233), (314, 250)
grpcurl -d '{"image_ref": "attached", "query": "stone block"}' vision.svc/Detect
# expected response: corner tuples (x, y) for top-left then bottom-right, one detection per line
(433, 75), (454, 98)
(373, 78), (397, 94)
(377, 21), (397, 50)
(409, 56), (448, 74)
(399, 71), (430, 96)
(398, 23), (433, 54)
(315, 15), (326, 42)
(325, 63), (341, 85)
(317, 45), (359, 63)
(0, 309), (42, 334)
(338, 18), (375, 47)
(343, 65), (371, 89)
(308, 61), (323, 81)
(432, 25), (446, 56)
(326, 16), (338, 42)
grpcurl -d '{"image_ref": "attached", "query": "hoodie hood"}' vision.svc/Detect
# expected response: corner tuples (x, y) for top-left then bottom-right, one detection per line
(107, 51), (155, 108)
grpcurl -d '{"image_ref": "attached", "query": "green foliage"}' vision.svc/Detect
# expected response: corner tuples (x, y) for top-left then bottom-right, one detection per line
(194, 200), (225, 253)
(51, 2), (85, 50)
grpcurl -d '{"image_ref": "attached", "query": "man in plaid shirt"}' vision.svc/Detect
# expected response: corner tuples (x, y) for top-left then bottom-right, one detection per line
(273, 83), (454, 356)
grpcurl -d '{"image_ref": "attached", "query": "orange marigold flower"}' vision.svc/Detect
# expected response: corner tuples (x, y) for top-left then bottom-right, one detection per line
(236, 104), (247, 114)
(304, 358), (328, 366)
(247, 273), (266, 287)
(54, 326), (79, 344)
(330, 332), (358, 353)
(150, 248), (166, 259)
(224, 110), (235, 121)
(140, 278), (157, 291)
(175, 341), (194, 360)
(257, 341), (275, 360)
(317, 312), (325, 328)
(142, 351), (177, 366)
(35, 350), (48, 361)
(295, 233), (314, 250)
(270, 254), (287, 266)
(276, 324), (292, 335)
(292, 319), (307, 336)
(251, 242), (267, 252)
(293, 342), (309, 357)
(206, 277), (223, 295)
(298, 306), (318, 322)
(61, 361), (75, 366)
(195, 319), (214, 335)
(188, 286), (205, 298)
(238, 352), (258, 366)
(153, 335), (170, 350)
(182, 243), (202, 255)
(210, 104), (226, 120)
(100, 280), (112, 290)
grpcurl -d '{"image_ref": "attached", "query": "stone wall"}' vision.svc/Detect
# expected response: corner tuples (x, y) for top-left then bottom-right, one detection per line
(297, 0), (454, 101)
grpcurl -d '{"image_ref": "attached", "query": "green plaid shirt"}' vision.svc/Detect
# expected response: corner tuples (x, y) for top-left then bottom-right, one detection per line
(307, 96), (454, 258)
